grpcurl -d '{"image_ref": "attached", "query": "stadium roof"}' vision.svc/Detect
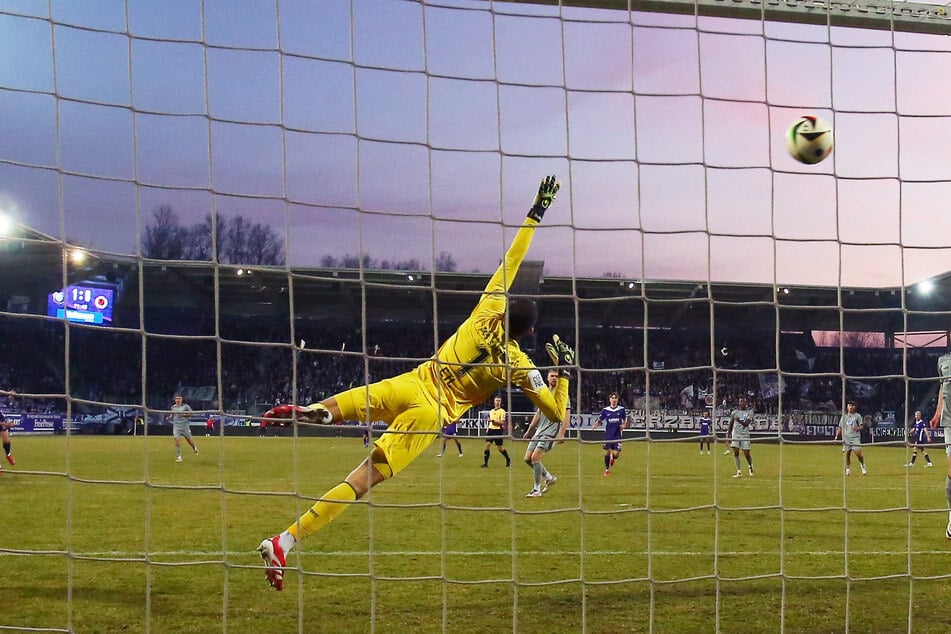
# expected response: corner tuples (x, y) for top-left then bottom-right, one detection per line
(2, 226), (949, 338)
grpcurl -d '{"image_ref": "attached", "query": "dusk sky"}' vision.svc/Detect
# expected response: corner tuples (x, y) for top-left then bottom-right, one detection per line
(2, 0), (951, 288)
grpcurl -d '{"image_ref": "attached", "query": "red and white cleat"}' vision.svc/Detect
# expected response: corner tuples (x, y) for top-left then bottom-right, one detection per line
(263, 403), (332, 426)
(258, 536), (287, 591)
(5, 454), (13, 466)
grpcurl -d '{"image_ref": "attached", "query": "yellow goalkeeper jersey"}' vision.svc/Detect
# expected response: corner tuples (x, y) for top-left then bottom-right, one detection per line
(424, 220), (568, 425)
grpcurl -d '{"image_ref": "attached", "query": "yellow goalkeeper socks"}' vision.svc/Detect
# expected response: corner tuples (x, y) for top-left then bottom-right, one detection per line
(287, 481), (358, 542)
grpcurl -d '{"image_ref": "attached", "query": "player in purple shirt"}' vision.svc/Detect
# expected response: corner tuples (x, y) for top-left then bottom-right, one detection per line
(593, 393), (628, 476)
(698, 412), (713, 455)
(436, 421), (464, 458)
(905, 410), (933, 468)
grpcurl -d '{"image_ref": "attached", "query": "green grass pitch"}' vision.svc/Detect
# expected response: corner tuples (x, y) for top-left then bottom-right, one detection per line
(2, 434), (950, 633)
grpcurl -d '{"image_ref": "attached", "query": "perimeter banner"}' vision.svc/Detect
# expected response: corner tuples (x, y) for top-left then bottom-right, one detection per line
(6, 413), (65, 434)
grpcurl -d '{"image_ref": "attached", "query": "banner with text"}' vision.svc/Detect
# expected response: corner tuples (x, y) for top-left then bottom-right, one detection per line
(7, 413), (65, 434)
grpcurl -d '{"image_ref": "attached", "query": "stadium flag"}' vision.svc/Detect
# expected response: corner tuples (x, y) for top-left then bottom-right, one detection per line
(847, 380), (877, 398)
(794, 349), (816, 370)
(680, 385), (695, 409)
(758, 373), (786, 399)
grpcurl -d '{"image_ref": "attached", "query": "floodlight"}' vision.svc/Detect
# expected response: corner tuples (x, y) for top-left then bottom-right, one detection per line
(0, 213), (13, 238)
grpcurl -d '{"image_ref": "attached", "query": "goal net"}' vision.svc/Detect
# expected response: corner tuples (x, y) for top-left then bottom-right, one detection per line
(1, 0), (950, 631)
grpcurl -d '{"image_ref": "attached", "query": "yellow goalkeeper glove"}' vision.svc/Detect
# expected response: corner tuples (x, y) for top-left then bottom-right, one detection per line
(526, 175), (560, 222)
(545, 334), (574, 378)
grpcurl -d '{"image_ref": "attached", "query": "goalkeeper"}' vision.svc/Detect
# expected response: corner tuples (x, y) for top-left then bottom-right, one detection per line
(258, 175), (573, 590)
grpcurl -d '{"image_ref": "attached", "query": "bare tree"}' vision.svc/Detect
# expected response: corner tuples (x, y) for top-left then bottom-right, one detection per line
(225, 215), (251, 264)
(394, 258), (421, 270)
(182, 214), (229, 262)
(182, 215), (213, 261)
(842, 330), (883, 348)
(434, 251), (457, 272)
(141, 205), (185, 260)
(182, 220), (209, 261)
(245, 222), (285, 265)
(340, 254), (375, 269)
(143, 208), (286, 265)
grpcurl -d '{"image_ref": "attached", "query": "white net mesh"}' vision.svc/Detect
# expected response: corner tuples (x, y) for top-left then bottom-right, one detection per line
(2, 0), (951, 631)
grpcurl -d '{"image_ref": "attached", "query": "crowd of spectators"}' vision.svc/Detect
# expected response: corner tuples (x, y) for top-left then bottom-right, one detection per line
(0, 314), (943, 423)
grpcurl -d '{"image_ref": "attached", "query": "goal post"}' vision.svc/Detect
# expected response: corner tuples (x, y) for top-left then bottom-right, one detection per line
(504, 0), (951, 35)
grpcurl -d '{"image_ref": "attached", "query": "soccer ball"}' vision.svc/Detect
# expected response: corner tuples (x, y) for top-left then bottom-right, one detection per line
(785, 115), (833, 164)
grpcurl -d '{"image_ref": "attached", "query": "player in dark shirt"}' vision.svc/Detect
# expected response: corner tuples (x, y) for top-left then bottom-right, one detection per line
(905, 410), (932, 468)
(0, 407), (14, 470)
(593, 393), (628, 476)
(698, 412), (713, 455)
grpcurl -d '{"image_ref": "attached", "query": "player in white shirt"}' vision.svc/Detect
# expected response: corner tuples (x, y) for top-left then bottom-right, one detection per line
(835, 401), (867, 476)
(727, 398), (755, 478)
(168, 394), (199, 463)
(522, 369), (571, 497)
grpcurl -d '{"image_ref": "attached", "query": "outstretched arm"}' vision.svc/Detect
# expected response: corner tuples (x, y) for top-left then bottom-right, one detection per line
(472, 176), (560, 316)
(521, 335), (573, 425)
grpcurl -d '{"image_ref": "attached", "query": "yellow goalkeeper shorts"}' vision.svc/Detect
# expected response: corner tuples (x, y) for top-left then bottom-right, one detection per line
(335, 368), (443, 476)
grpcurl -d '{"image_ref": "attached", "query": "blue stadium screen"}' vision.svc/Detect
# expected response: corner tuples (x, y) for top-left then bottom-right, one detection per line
(47, 285), (115, 324)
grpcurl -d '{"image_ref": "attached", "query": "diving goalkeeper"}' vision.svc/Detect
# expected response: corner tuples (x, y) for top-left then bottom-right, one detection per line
(258, 175), (573, 591)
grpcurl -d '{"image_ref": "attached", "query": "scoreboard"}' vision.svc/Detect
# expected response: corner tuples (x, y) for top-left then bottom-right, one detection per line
(47, 284), (115, 324)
